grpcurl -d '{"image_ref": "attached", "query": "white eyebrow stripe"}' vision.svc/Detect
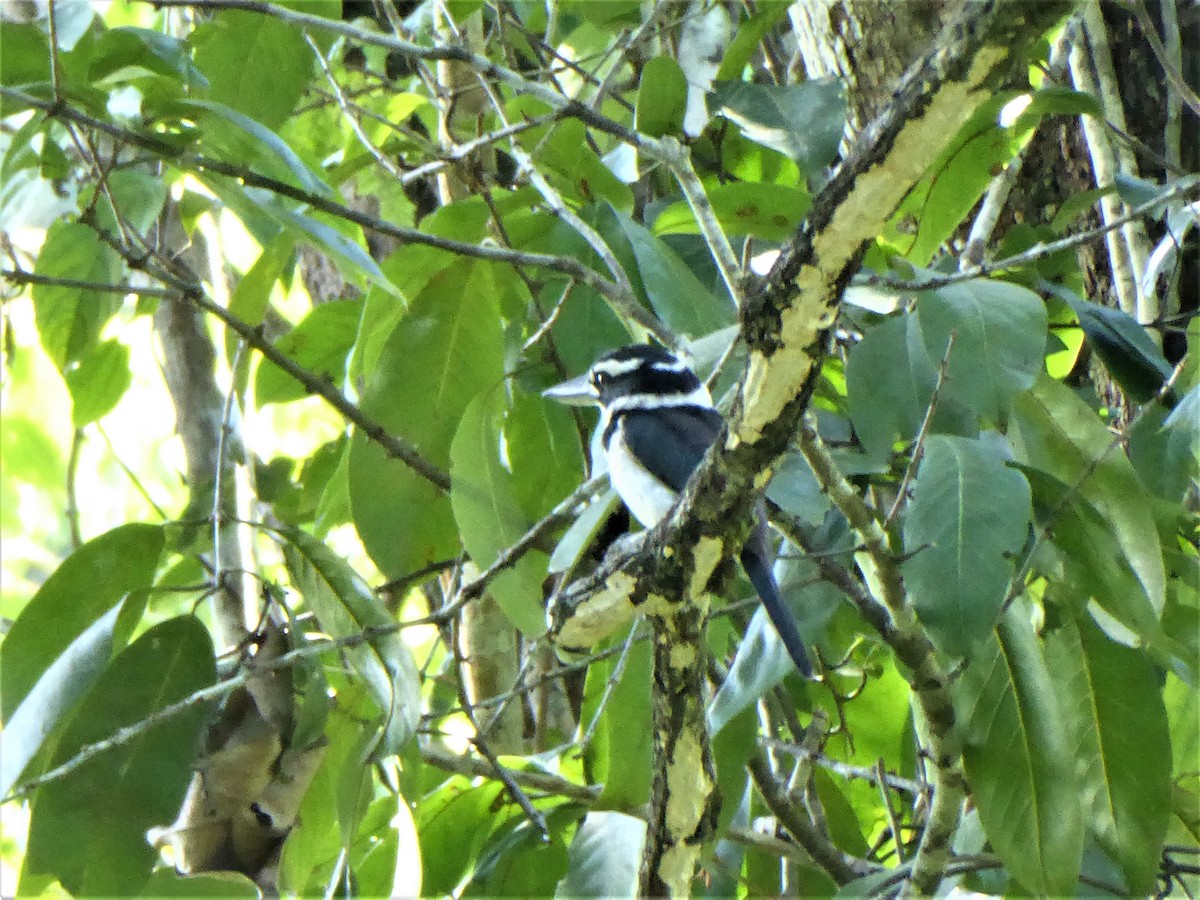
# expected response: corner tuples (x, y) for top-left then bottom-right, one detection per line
(592, 358), (647, 377)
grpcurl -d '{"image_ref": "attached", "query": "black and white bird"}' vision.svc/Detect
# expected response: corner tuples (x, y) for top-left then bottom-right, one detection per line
(543, 344), (812, 678)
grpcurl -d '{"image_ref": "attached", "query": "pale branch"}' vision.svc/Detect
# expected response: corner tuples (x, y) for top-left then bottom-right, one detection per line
(657, 135), (744, 309)
(419, 741), (599, 803)
(0, 88), (631, 311)
(762, 738), (924, 796)
(860, 176), (1200, 293)
(304, 32), (402, 180)
(747, 752), (877, 884)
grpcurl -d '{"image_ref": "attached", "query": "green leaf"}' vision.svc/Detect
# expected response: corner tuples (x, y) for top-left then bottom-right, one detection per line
(1028, 470), (1168, 649)
(581, 633), (652, 810)
(31, 221), (122, 369)
(1129, 405), (1198, 502)
(916, 280), (1048, 424)
(2, 523), (163, 720)
(1044, 617), (1171, 894)
(882, 93), (1016, 264)
(23, 616), (215, 897)
(192, 9), (311, 129)
(0, 601), (123, 797)
(506, 394), (584, 522)
(0, 22), (51, 92)
(449, 392), (547, 636)
(463, 802), (577, 898)
(243, 188), (400, 298)
(653, 181), (810, 241)
(90, 26), (209, 88)
(716, 3), (792, 80)
(558, 811), (645, 897)
(65, 338), (132, 426)
(1051, 286), (1173, 403)
(417, 777), (506, 896)
(180, 98), (332, 199)
(955, 605), (1084, 896)
(845, 313), (977, 459)
(710, 78), (846, 177)
(1010, 375), (1166, 618)
(635, 57), (687, 138)
(139, 870), (259, 898)
(903, 435), (1031, 657)
(93, 169), (169, 235)
(349, 261), (504, 578)
(226, 233), (294, 362)
(610, 206), (734, 337)
(255, 298), (363, 405)
(547, 489), (622, 575)
(281, 526), (420, 759)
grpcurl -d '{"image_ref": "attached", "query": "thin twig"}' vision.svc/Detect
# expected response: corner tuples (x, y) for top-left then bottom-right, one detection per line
(885, 331), (956, 527)
(863, 177), (1199, 293)
(65, 427), (84, 550)
(1129, 0), (1200, 118)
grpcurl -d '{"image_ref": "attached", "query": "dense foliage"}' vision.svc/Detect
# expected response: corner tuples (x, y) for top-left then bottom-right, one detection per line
(0, 1), (1196, 897)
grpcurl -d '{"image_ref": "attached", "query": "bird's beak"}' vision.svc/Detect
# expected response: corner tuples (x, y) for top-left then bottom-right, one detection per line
(542, 374), (595, 406)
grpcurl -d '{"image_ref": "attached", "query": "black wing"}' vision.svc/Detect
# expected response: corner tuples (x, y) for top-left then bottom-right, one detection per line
(617, 405), (723, 493)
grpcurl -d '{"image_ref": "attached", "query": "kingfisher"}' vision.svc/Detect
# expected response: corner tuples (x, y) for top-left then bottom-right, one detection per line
(543, 344), (812, 678)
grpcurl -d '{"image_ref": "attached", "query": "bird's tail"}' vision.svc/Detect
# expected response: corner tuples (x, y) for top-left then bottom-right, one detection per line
(740, 544), (813, 679)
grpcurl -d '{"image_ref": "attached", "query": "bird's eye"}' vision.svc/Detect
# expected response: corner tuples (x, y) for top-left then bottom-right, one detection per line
(591, 371), (609, 390)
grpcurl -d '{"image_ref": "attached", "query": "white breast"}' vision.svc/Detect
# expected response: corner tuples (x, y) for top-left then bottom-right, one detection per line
(606, 423), (679, 527)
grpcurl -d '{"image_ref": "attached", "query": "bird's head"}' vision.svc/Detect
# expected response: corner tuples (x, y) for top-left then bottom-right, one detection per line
(542, 344), (712, 411)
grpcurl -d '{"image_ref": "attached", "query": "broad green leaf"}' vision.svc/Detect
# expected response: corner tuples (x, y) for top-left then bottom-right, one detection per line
(65, 338), (131, 426)
(225, 233), (294, 363)
(281, 526), (420, 759)
(463, 802), (579, 898)
(710, 78), (846, 178)
(139, 870), (259, 898)
(903, 435), (1031, 657)
(23, 616), (215, 897)
(506, 394), (584, 523)
(2, 523), (163, 720)
(955, 605), (1083, 896)
(277, 684), (375, 896)
(610, 207), (734, 337)
(243, 188), (400, 298)
(882, 93), (1017, 264)
(31, 222), (122, 370)
(515, 113), (632, 209)
(192, 9), (310, 129)
(653, 181), (810, 241)
(0, 22), (51, 92)
(1044, 617), (1171, 894)
(547, 489), (622, 575)
(93, 169), (169, 235)
(916, 279), (1047, 424)
(417, 776), (506, 896)
(0, 601), (123, 798)
(90, 26), (209, 88)
(1129, 405), (1198, 502)
(349, 261), (504, 578)
(255, 298), (363, 405)
(1010, 375), (1165, 617)
(1050, 285), (1173, 403)
(716, 3), (792, 80)
(711, 705), (755, 835)
(1028, 470), (1168, 649)
(846, 312), (978, 459)
(636, 57), (687, 138)
(449, 392), (547, 636)
(557, 811), (645, 898)
(581, 633), (652, 810)
(179, 99), (333, 199)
